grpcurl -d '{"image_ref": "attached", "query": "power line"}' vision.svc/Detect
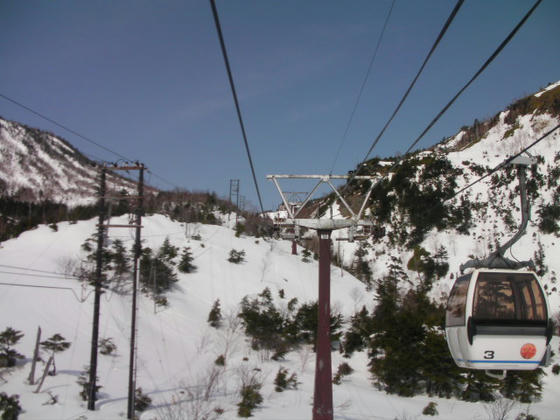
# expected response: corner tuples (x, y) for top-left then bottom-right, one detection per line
(0, 93), (180, 191)
(329, 0), (396, 174)
(349, 0), (465, 184)
(147, 169), (181, 190)
(0, 270), (78, 280)
(0, 264), (80, 278)
(344, 0), (541, 213)
(0, 281), (87, 302)
(0, 93), (131, 161)
(209, 0), (265, 215)
(448, 123), (560, 202)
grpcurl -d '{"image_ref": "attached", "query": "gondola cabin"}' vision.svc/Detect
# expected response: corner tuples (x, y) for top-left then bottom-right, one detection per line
(445, 269), (552, 371)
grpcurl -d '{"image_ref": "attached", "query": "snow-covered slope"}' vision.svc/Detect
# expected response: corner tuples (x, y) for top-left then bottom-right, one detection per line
(324, 83), (560, 314)
(1, 215), (560, 420)
(0, 117), (153, 205)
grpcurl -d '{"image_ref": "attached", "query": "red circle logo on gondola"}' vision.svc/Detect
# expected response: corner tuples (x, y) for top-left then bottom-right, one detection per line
(520, 343), (537, 359)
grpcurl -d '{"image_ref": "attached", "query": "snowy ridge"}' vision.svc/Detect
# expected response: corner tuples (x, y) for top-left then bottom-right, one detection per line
(324, 90), (560, 312)
(0, 117), (153, 206)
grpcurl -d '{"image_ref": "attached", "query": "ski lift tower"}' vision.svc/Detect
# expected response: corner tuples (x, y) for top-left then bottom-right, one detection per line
(282, 192), (308, 255)
(267, 174), (376, 420)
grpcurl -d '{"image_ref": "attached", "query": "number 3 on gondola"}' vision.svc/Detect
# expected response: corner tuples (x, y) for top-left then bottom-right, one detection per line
(483, 351), (494, 359)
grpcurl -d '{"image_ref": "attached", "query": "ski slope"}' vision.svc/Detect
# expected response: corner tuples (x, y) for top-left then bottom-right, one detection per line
(1, 214), (559, 419)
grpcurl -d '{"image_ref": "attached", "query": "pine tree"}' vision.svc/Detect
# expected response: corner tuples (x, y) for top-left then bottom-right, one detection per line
(0, 392), (22, 419)
(461, 371), (499, 402)
(228, 249), (246, 264)
(0, 327), (24, 368)
(274, 367), (298, 392)
(159, 237), (178, 264)
(77, 366), (101, 401)
(500, 369), (544, 403)
(140, 248), (178, 293)
(40, 333), (71, 375)
(342, 306), (373, 356)
(178, 247), (196, 273)
(111, 239), (130, 277)
(207, 299), (223, 328)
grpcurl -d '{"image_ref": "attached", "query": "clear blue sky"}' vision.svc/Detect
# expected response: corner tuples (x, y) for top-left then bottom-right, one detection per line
(1, 0), (558, 211)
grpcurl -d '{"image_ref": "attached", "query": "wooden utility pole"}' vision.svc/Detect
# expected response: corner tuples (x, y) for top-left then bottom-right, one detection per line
(127, 164), (144, 419)
(86, 163), (145, 414)
(88, 167), (106, 410)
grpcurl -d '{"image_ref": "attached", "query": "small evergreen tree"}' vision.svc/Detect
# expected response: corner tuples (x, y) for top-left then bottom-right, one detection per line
(159, 237), (178, 264)
(111, 239), (130, 278)
(461, 371), (498, 402)
(422, 402), (438, 416)
(0, 327), (24, 368)
(77, 366), (101, 401)
(140, 248), (178, 293)
(134, 387), (152, 412)
(228, 249), (246, 264)
(500, 369), (544, 403)
(238, 288), (284, 351)
(178, 247), (196, 273)
(0, 392), (22, 420)
(274, 367), (298, 392)
(40, 334), (71, 375)
(99, 337), (117, 356)
(342, 306), (373, 357)
(332, 362), (353, 385)
(352, 245), (372, 285)
(238, 382), (263, 417)
(235, 222), (245, 237)
(301, 248), (312, 263)
(207, 299), (223, 328)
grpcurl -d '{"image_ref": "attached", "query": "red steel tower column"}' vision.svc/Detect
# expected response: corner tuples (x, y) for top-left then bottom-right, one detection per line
(313, 229), (333, 420)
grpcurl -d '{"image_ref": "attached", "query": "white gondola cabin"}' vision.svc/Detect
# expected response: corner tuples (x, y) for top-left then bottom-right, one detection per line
(445, 268), (552, 371)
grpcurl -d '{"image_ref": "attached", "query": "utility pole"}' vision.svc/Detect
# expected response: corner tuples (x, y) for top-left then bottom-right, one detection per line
(267, 174), (375, 420)
(88, 166), (106, 410)
(93, 162), (145, 417)
(229, 179), (240, 224)
(127, 163), (144, 419)
(229, 179), (240, 207)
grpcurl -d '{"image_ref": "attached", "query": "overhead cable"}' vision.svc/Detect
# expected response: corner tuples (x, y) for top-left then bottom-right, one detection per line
(399, 0), (543, 158)
(0, 281), (87, 302)
(350, 0), (465, 184)
(0, 93), (177, 191)
(0, 270), (79, 280)
(345, 0), (541, 213)
(329, 0), (396, 174)
(209, 0), (266, 215)
(0, 93), (130, 161)
(448, 123), (559, 202)
(0, 264), (80, 278)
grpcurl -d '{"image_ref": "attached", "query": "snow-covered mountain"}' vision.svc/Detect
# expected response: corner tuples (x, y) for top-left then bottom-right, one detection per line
(321, 81), (560, 311)
(0, 117), (155, 206)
